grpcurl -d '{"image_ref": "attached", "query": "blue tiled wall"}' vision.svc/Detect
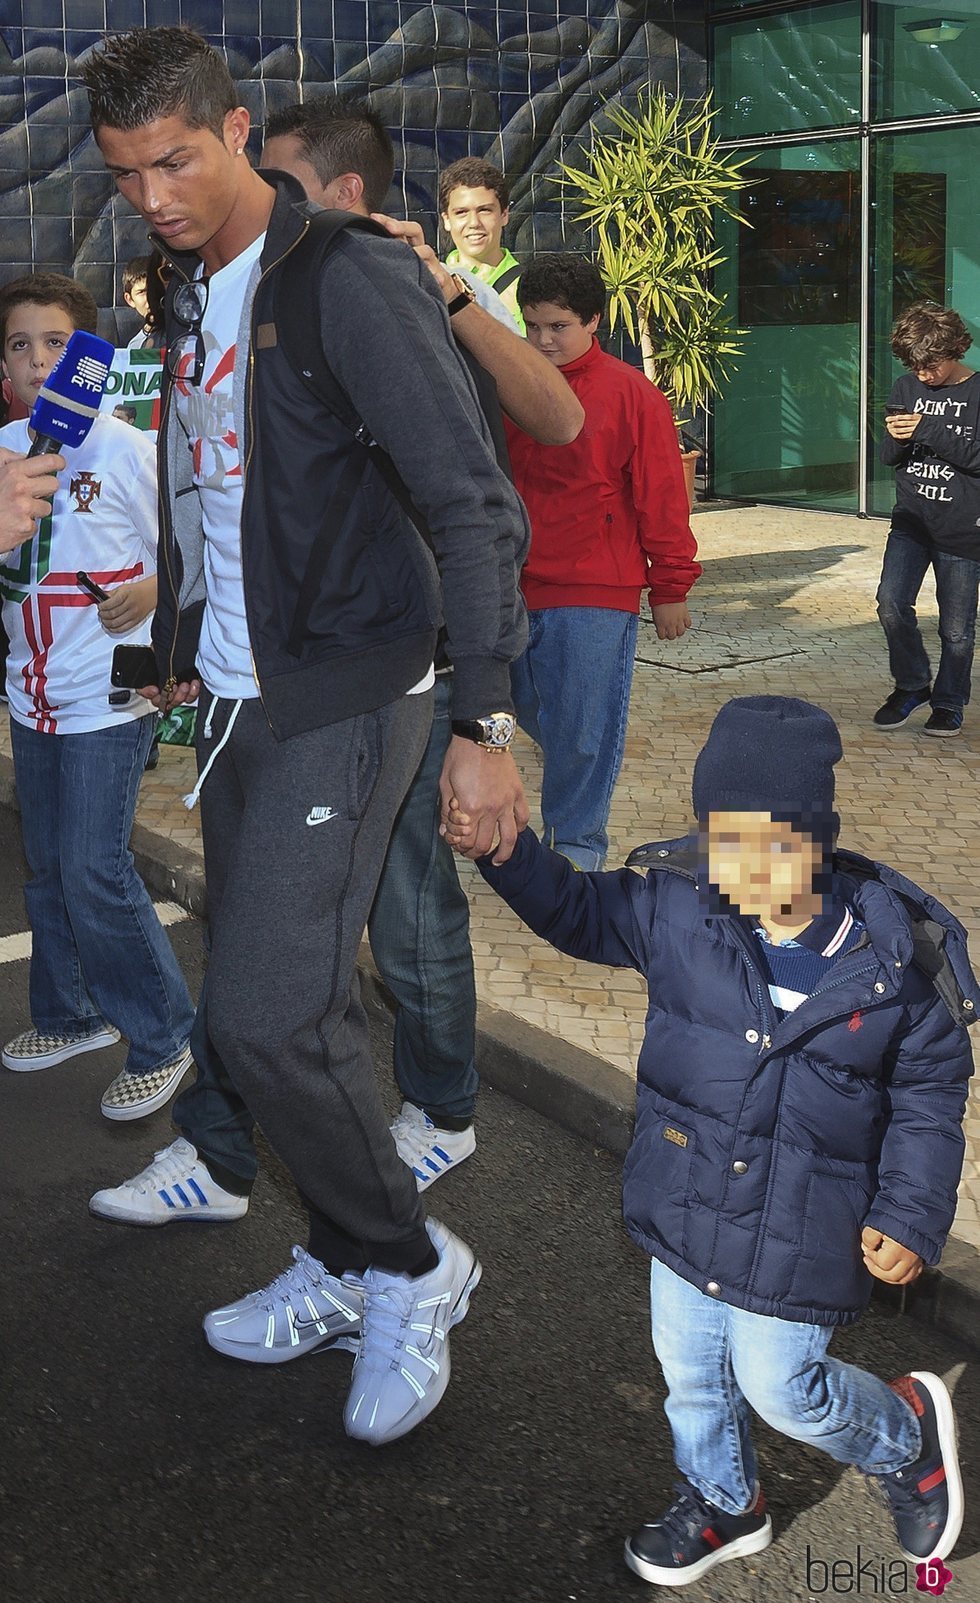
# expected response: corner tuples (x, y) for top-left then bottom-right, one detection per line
(0, 2), (706, 309)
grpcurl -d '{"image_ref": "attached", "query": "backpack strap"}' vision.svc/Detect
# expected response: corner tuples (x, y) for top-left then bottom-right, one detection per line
(491, 261), (522, 296)
(275, 210), (435, 656)
(274, 207), (513, 658)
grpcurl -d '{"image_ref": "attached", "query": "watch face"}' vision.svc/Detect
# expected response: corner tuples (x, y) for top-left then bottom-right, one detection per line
(484, 713), (516, 746)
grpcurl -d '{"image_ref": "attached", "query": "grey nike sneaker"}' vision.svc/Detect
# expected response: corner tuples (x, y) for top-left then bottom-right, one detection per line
(203, 1246), (365, 1364)
(344, 1218), (481, 1446)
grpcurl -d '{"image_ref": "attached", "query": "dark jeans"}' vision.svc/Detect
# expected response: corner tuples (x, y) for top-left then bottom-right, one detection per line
(10, 713), (194, 1072)
(368, 673), (478, 1123)
(876, 529), (980, 710)
(172, 691), (434, 1275)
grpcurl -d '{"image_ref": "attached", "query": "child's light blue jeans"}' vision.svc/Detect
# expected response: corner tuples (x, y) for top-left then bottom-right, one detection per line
(650, 1260), (921, 1515)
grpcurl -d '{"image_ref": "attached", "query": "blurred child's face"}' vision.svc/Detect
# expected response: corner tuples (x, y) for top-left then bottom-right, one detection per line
(1, 301), (75, 412)
(441, 185), (508, 265)
(704, 811), (824, 925)
(523, 302), (600, 367)
(125, 277), (150, 319)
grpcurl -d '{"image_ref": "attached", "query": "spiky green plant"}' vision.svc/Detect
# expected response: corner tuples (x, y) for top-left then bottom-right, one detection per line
(556, 89), (755, 422)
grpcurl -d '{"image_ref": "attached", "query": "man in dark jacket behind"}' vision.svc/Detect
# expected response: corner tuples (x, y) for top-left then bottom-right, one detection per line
(82, 26), (530, 1449)
(458, 696), (975, 1584)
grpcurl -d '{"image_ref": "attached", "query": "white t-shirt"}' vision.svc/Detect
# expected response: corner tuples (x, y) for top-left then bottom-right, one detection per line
(0, 414), (156, 735)
(174, 233), (263, 700)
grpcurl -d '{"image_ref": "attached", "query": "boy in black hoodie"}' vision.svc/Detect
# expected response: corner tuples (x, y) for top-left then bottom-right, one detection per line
(875, 301), (980, 738)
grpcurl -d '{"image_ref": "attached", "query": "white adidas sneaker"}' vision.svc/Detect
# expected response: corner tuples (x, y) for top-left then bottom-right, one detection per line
(389, 1101), (476, 1191)
(89, 1137), (249, 1226)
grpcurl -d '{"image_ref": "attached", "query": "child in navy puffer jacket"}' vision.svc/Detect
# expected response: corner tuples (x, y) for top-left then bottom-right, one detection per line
(453, 696), (976, 1587)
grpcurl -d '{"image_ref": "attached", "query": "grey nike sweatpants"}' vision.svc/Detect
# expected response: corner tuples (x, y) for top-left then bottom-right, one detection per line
(173, 688), (434, 1274)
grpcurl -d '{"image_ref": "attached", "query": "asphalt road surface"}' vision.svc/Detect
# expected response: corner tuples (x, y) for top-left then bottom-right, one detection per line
(0, 807), (977, 1603)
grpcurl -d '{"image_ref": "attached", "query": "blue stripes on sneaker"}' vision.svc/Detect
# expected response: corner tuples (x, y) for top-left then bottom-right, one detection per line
(158, 1183), (211, 1209)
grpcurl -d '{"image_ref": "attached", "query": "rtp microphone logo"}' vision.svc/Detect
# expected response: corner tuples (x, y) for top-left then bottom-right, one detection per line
(71, 354), (111, 392)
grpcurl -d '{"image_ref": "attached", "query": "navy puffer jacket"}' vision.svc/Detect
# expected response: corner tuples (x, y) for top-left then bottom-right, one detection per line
(480, 830), (977, 1326)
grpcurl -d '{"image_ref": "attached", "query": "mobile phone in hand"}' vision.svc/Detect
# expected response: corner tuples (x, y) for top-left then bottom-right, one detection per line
(110, 644), (158, 688)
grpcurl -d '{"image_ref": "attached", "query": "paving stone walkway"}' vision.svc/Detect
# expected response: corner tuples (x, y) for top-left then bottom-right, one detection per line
(7, 505), (978, 1243)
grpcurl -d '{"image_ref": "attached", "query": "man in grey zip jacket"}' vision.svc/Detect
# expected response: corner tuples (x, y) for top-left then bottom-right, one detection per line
(83, 26), (529, 1448)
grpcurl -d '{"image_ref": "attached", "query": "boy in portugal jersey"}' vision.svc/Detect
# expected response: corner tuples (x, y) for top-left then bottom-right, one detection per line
(0, 272), (193, 1119)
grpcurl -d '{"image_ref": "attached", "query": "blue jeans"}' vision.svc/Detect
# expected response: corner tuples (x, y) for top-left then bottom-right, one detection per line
(876, 530), (980, 710)
(650, 1261), (921, 1515)
(368, 674), (478, 1121)
(511, 607), (638, 870)
(10, 714), (195, 1074)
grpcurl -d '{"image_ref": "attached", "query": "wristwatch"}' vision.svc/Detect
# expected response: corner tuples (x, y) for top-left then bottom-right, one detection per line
(451, 712), (517, 749)
(446, 273), (478, 318)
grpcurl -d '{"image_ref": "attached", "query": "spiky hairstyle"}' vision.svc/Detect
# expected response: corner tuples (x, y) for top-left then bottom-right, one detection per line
(83, 27), (237, 138)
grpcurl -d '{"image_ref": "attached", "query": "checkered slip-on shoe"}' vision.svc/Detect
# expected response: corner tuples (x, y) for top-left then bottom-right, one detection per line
(100, 1045), (194, 1122)
(3, 1024), (121, 1073)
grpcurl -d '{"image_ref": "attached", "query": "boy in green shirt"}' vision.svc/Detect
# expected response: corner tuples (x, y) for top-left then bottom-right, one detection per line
(439, 157), (524, 333)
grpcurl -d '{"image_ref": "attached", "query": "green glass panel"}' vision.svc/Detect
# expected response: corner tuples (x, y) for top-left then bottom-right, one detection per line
(713, 139), (862, 510)
(868, 125), (980, 516)
(714, 4), (861, 140)
(872, 1), (980, 120)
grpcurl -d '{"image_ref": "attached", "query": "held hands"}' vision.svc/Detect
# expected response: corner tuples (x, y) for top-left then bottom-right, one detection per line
(0, 447), (66, 553)
(97, 576), (157, 636)
(438, 735), (529, 864)
(885, 412), (922, 441)
(652, 601), (692, 641)
(861, 1227), (923, 1286)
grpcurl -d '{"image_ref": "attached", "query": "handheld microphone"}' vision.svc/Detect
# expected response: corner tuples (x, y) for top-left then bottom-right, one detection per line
(27, 330), (115, 458)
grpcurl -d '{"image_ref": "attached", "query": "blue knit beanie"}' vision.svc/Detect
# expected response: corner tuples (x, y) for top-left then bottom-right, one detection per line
(692, 696), (843, 833)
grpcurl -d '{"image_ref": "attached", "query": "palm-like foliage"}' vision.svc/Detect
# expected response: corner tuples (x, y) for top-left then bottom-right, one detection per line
(557, 89), (755, 420)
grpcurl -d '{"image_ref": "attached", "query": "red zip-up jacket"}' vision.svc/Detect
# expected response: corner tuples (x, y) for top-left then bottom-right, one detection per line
(504, 338), (701, 612)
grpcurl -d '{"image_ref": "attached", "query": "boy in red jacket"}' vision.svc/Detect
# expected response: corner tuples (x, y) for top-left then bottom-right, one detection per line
(506, 254), (701, 868)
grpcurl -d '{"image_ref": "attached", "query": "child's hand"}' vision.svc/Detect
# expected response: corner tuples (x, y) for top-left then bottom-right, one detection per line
(885, 412), (921, 440)
(652, 602), (692, 641)
(98, 576), (157, 635)
(440, 796), (476, 855)
(861, 1227), (923, 1285)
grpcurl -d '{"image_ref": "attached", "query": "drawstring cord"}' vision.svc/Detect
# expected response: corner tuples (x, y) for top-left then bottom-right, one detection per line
(181, 697), (242, 810)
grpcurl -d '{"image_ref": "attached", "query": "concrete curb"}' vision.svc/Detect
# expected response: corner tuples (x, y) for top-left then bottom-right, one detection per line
(2, 750), (977, 1353)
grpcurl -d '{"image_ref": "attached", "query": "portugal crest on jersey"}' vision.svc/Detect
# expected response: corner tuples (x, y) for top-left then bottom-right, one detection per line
(69, 471), (102, 513)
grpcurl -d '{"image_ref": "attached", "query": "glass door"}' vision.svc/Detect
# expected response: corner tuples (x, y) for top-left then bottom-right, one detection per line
(713, 137), (862, 508)
(867, 123), (980, 515)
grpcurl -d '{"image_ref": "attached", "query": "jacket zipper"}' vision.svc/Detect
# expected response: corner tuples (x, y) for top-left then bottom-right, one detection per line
(156, 253), (193, 698)
(760, 956), (884, 1057)
(240, 218), (312, 730)
(729, 922), (886, 1057)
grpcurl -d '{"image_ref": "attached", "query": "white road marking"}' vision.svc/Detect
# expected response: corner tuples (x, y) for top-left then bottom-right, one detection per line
(0, 901), (189, 966)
